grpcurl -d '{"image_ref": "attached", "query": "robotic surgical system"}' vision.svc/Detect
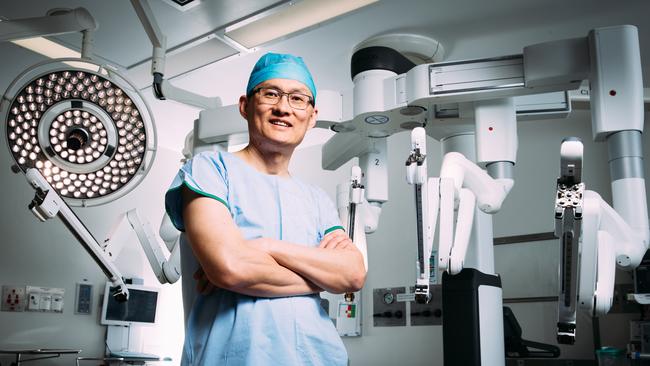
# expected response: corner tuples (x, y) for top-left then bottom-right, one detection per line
(1, 3), (648, 366)
(319, 24), (648, 366)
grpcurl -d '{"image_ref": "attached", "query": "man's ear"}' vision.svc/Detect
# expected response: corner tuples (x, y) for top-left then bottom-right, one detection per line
(238, 95), (249, 119)
(307, 106), (318, 130)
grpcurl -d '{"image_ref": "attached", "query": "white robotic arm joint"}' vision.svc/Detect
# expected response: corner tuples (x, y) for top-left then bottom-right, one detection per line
(440, 152), (512, 214)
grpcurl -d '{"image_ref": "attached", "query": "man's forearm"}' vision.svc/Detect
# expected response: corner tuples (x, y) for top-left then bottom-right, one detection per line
(266, 239), (365, 294)
(204, 243), (322, 298)
(183, 189), (322, 298)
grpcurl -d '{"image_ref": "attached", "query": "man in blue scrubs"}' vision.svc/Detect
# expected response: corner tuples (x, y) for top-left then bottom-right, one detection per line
(165, 53), (367, 365)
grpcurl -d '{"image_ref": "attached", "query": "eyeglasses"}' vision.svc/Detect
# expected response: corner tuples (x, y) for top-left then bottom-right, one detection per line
(252, 87), (314, 110)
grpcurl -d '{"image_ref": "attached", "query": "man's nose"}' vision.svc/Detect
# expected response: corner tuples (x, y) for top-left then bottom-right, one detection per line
(274, 94), (292, 112)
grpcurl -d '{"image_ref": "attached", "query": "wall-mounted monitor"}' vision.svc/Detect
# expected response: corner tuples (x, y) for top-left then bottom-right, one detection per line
(100, 282), (159, 326)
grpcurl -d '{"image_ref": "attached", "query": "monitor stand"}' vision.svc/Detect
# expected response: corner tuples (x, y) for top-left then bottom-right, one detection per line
(106, 325), (133, 354)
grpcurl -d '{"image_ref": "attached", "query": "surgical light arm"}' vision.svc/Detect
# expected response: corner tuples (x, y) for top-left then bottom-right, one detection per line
(0, 7), (97, 42)
(24, 168), (129, 301)
(130, 0), (221, 110)
(104, 210), (181, 284)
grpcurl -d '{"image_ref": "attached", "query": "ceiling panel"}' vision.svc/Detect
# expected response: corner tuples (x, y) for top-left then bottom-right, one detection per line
(0, 0), (286, 68)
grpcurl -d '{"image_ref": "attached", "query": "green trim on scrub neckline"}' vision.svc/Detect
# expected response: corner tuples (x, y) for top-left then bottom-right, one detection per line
(173, 181), (230, 210)
(324, 226), (345, 236)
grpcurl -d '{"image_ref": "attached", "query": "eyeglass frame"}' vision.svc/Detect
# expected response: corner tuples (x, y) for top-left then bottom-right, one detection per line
(250, 87), (315, 110)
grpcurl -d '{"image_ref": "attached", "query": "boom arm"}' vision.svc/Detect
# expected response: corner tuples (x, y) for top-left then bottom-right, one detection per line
(24, 168), (129, 301)
(103, 209), (181, 284)
(130, 0), (221, 109)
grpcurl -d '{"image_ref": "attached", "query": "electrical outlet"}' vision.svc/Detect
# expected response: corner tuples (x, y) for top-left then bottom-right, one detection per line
(1, 285), (26, 312)
(27, 292), (41, 311)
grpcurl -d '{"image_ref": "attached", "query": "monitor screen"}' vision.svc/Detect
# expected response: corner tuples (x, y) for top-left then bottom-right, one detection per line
(100, 282), (159, 326)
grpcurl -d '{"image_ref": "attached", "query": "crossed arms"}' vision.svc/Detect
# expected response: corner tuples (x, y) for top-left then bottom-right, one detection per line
(181, 186), (367, 297)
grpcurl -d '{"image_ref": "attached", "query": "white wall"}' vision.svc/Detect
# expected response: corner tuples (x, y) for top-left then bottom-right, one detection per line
(0, 144), (185, 365)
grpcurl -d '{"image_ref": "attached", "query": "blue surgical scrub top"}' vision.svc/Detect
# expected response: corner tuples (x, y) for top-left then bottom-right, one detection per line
(165, 151), (348, 366)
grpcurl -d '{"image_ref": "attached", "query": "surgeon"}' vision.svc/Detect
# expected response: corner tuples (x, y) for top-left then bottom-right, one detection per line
(164, 52), (367, 365)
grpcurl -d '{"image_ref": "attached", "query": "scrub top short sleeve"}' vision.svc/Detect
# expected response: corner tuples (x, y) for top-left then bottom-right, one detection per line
(315, 187), (344, 240)
(164, 152), (229, 232)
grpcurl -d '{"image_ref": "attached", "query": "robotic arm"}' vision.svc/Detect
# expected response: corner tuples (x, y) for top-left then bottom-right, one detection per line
(405, 127), (438, 303)
(334, 166), (370, 337)
(554, 25), (649, 345)
(337, 165), (369, 270)
(410, 98), (515, 298)
(554, 138), (585, 344)
(437, 151), (513, 275)
(555, 137), (649, 344)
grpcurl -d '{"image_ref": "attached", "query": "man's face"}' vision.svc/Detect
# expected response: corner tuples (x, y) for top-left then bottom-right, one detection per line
(239, 78), (318, 152)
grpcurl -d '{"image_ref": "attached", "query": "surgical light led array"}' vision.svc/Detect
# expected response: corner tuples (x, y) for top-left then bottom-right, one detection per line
(3, 59), (156, 206)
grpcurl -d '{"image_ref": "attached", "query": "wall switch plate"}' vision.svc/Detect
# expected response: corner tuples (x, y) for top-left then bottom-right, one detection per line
(1, 285), (26, 312)
(75, 283), (93, 315)
(26, 286), (65, 313)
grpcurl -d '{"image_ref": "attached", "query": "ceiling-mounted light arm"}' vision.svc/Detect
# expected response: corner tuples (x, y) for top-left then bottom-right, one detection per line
(0, 7), (97, 43)
(23, 168), (129, 302)
(80, 29), (94, 60)
(129, 0), (166, 74)
(130, 0), (221, 110)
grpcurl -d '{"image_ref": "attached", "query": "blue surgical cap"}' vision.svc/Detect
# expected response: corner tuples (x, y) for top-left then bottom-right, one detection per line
(246, 52), (317, 103)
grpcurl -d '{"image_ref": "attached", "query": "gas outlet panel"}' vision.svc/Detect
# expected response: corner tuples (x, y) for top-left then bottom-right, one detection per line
(373, 287), (406, 327)
(410, 285), (443, 326)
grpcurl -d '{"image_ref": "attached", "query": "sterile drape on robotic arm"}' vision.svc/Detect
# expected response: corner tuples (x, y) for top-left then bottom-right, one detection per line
(0, 8), (184, 301)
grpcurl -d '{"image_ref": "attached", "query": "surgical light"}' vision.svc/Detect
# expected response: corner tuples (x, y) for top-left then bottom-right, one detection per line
(2, 58), (156, 207)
